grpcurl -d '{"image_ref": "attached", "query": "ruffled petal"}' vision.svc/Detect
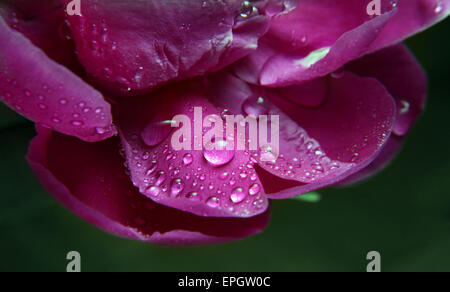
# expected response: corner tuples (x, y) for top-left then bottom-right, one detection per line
(116, 81), (269, 218)
(346, 44), (427, 136)
(0, 16), (116, 142)
(234, 0), (448, 87)
(0, 0), (81, 70)
(337, 135), (405, 186)
(27, 126), (270, 246)
(64, 0), (286, 95)
(335, 45), (427, 185)
(205, 71), (396, 198)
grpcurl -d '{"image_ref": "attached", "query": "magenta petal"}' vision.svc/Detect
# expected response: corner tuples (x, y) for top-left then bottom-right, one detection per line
(235, 0), (448, 87)
(0, 17), (116, 142)
(264, 72), (396, 186)
(64, 0), (277, 95)
(27, 127), (270, 246)
(277, 77), (328, 108)
(0, 0), (81, 70)
(116, 83), (269, 218)
(205, 71), (396, 197)
(259, 10), (396, 86)
(347, 44), (427, 136)
(337, 135), (405, 186)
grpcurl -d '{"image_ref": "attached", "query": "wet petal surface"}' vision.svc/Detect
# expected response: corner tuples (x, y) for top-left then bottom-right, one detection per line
(116, 82), (269, 218)
(28, 126), (270, 246)
(0, 16), (115, 142)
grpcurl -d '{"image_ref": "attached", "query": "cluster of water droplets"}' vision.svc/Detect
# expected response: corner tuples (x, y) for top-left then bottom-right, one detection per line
(254, 122), (349, 183)
(1, 69), (110, 136)
(122, 114), (266, 217)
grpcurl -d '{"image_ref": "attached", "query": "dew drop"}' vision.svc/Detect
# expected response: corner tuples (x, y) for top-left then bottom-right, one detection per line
(249, 183), (261, 196)
(434, 3), (443, 14)
(238, 1), (258, 19)
(206, 196), (220, 208)
(71, 120), (84, 127)
(183, 153), (194, 166)
(170, 179), (185, 196)
(203, 140), (235, 166)
(155, 171), (167, 186)
(145, 162), (158, 176)
(230, 187), (246, 204)
(219, 172), (230, 180)
(145, 186), (161, 197)
(186, 192), (200, 201)
(95, 127), (106, 135)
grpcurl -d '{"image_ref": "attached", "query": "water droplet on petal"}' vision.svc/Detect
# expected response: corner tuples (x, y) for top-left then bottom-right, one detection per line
(95, 127), (106, 135)
(183, 153), (194, 166)
(238, 1), (258, 19)
(186, 192), (200, 201)
(145, 186), (161, 197)
(170, 179), (185, 196)
(203, 140), (235, 166)
(206, 196), (220, 208)
(155, 171), (167, 186)
(71, 120), (83, 127)
(230, 187), (246, 204)
(434, 3), (443, 14)
(249, 183), (261, 196)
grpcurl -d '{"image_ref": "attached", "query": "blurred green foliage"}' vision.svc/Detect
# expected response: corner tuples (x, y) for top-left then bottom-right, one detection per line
(0, 19), (449, 272)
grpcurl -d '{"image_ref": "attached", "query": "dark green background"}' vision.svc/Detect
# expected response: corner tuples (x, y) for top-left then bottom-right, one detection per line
(0, 19), (449, 272)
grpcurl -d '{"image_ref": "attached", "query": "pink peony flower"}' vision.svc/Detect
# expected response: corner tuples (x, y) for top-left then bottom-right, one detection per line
(0, 0), (448, 245)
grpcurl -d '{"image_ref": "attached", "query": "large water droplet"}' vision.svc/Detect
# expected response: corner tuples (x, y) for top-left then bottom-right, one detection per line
(249, 183), (261, 196)
(203, 140), (235, 166)
(231, 187), (246, 203)
(183, 153), (194, 166)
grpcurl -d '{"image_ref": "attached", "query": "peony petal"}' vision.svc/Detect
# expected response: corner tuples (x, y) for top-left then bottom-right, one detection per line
(27, 126), (270, 246)
(0, 0), (81, 71)
(116, 82), (269, 218)
(346, 44), (427, 136)
(337, 135), (405, 186)
(64, 0), (283, 95)
(205, 71), (396, 198)
(335, 45), (427, 185)
(259, 9), (396, 86)
(234, 0), (448, 87)
(0, 16), (116, 142)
